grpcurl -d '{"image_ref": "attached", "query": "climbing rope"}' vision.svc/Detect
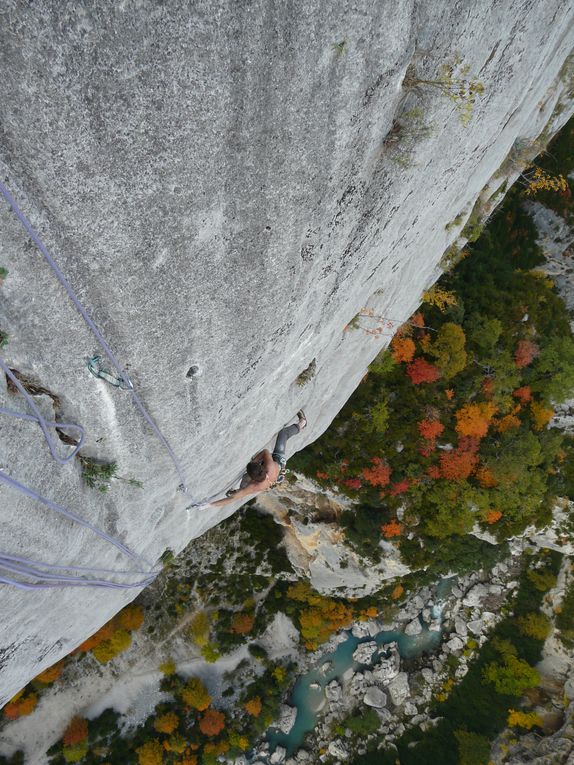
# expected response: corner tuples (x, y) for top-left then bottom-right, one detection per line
(0, 178), (189, 493)
(0, 358), (158, 588)
(0, 176), (192, 588)
(0, 359), (85, 463)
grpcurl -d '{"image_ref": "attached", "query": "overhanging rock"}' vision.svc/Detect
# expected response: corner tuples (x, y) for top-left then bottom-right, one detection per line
(0, 0), (573, 702)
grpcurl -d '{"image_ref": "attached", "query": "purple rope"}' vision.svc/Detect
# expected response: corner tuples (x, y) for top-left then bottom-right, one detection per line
(0, 357), (159, 587)
(0, 359), (84, 462)
(0, 179), (189, 493)
(0, 470), (151, 567)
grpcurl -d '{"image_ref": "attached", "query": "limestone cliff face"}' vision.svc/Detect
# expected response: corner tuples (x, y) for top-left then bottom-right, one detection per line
(0, 0), (573, 702)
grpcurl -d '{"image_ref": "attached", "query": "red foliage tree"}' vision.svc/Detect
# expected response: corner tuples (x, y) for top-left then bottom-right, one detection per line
(343, 477), (361, 490)
(361, 458), (391, 487)
(63, 717), (88, 746)
(439, 449), (479, 481)
(514, 340), (539, 368)
(406, 358), (440, 384)
(513, 385), (532, 403)
(389, 479), (409, 496)
(199, 709), (225, 737)
(418, 418), (445, 441)
(231, 613), (254, 634)
(427, 465), (441, 479)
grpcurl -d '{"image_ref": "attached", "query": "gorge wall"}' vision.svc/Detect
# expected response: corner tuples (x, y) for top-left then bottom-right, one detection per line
(1, 0), (574, 703)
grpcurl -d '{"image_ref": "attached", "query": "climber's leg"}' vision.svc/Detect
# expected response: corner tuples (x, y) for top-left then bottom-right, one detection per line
(271, 411), (307, 467)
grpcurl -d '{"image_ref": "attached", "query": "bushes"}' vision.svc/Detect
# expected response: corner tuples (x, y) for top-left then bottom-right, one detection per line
(343, 708), (381, 735)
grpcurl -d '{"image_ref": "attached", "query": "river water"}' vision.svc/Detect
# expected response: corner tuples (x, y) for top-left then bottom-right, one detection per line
(266, 620), (443, 755)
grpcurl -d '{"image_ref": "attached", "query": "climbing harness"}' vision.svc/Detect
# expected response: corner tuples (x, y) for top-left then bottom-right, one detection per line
(0, 176), (192, 588)
(0, 178), (189, 493)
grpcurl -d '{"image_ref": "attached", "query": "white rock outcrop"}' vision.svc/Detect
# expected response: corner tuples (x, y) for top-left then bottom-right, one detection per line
(352, 641), (378, 664)
(0, 0), (573, 708)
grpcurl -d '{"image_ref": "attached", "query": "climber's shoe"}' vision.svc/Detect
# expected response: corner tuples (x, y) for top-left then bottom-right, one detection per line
(297, 409), (308, 430)
(226, 488), (238, 497)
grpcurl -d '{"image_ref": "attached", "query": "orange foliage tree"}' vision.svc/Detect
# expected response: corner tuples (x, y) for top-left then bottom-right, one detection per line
(475, 465), (497, 488)
(455, 402), (496, 438)
(63, 716), (88, 746)
(391, 584), (404, 600)
(495, 413), (521, 433)
(361, 457), (391, 487)
(381, 520), (402, 538)
(118, 604), (145, 631)
(391, 335), (416, 363)
(486, 509), (502, 524)
(244, 697), (262, 717)
(231, 613), (254, 634)
(199, 709), (225, 737)
(35, 659), (65, 684)
(3, 690), (38, 720)
(514, 339), (539, 368)
(406, 358), (440, 384)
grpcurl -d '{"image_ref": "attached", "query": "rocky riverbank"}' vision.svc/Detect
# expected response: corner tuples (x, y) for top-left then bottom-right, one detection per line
(248, 558), (522, 765)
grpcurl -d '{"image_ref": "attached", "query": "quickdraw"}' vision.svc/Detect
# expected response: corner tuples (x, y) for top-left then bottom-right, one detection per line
(87, 356), (133, 390)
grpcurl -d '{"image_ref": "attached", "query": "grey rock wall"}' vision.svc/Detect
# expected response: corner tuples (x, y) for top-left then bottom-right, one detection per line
(0, 0), (573, 703)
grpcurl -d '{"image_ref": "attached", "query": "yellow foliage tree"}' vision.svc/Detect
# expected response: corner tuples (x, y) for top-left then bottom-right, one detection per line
(507, 709), (543, 729)
(244, 697), (262, 717)
(287, 580), (354, 648)
(154, 712), (179, 734)
(118, 604), (145, 631)
(530, 401), (554, 431)
(181, 676), (211, 711)
(92, 629), (132, 664)
(422, 285), (458, 313)
(188, 611), (210, 647)
(159, 659), (176, 676)
(136, 740), (164, 765)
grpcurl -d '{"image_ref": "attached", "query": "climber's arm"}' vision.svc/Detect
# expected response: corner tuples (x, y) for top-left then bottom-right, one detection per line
(210, 483), (260, 508)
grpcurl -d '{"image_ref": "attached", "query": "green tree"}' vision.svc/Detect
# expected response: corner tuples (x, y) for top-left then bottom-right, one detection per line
(516, 612), (552, 640)
(429, 322), (468, 379)
(454, 729), (491, 765)
(482, 652), (539, 695)
(468, 315), (503, 355)
(532, 335), (574, 402)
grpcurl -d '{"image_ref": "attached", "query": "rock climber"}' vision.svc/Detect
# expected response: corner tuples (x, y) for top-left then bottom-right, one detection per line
(211, 410), (307, 507)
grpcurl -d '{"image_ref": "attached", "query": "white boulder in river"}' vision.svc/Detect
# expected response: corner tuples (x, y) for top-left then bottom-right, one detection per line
(405, 617), (423, 636)
(325, 680), (343, 702)
(353, 641), (379, 664)
(276, 705), (298, 735)
(372, 642), (401, 685)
